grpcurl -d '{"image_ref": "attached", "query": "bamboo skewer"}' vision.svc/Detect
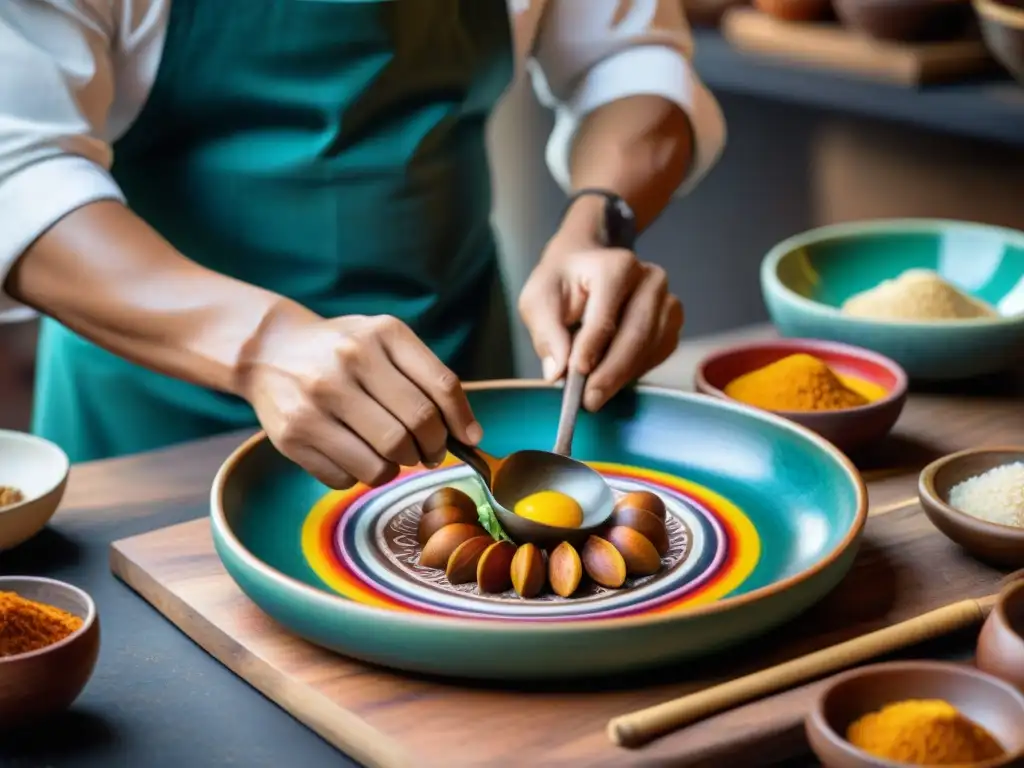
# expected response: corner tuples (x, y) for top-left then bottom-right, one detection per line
(607, 594), (1000, 749)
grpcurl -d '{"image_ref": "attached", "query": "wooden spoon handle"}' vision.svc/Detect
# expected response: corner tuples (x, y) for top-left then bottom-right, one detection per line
(607, 597), (990, 749)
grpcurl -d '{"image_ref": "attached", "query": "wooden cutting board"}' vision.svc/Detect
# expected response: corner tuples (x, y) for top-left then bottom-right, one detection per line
(722, 8), (995, 85)
(109, 491), (1015, 768)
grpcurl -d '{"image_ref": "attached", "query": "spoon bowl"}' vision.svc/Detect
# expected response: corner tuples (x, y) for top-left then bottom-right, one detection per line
(445, 439), (614, 548)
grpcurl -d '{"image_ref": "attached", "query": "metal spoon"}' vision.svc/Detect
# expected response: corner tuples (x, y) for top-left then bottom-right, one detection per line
(444, 438), (614, 549)
(552, 191), (637, 457)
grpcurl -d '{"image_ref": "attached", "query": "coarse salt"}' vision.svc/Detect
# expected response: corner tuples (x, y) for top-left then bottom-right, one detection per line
(948, 462), (1024, 528)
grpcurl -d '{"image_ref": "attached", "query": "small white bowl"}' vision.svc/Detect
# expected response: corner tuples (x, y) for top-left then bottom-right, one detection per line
(0, 430), (69, 551)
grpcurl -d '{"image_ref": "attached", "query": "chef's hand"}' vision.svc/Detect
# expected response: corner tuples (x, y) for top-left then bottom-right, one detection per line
(518, 233), (683, 412)
(239, 311), (482, 490)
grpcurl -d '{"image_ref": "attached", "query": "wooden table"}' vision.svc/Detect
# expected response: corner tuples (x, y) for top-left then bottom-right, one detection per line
(3, 324), (1022, 768)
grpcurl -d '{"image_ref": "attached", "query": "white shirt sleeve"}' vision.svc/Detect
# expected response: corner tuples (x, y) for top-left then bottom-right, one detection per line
(528, 0), (726, 197)
(0, 0), (166, 312)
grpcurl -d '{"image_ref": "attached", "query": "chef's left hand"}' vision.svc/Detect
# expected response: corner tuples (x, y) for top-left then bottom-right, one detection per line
(518, 232), (683, 412)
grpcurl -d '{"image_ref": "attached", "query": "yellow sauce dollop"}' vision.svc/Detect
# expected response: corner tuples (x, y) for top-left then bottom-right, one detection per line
(514, 490), (584, 529)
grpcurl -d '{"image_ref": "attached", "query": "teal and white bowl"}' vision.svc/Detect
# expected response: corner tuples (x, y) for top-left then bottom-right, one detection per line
(212, 382), (867, 681)
(761, 219), (1024, 380)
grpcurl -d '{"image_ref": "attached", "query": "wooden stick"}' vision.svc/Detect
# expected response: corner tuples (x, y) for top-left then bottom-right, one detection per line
(608, 594), (999, 749)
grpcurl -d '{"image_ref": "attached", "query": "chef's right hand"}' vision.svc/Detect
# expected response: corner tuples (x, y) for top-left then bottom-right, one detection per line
(237, 310), (483, 490)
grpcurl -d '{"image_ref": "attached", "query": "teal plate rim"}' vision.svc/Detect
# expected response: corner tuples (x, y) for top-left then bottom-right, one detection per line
(210, 380), (869, 635)
(762, 217), (1024, 329)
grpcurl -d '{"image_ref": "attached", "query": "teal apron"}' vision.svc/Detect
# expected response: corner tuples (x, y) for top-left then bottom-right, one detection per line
(32, 0), (515, 462)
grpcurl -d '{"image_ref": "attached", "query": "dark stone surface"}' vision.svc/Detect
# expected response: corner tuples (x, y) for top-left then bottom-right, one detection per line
(0, 502), (356, 768)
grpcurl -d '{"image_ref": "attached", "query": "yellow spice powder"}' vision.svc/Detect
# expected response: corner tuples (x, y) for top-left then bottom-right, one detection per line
(724, 353), (870, 412)
(847, 699), (1004, 766)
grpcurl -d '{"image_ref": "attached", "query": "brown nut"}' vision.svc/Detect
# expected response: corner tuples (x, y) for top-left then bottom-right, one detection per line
(549, 541), (583, 598)
(615, 491), (666, 521)
(477, 540), (517, 594)
(446, 536), (495, 585)
(419, 523), (487, 569)
(611, 506), (669, 556)
(510, 543), (546, 599)
(418, 504), (478, 546)
(581, 535), (627, 588)
(422, 487), (477, 518)
(604, 526), (661, 577)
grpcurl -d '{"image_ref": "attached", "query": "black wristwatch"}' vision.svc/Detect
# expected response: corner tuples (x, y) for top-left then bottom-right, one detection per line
(561, 188), (637, 250)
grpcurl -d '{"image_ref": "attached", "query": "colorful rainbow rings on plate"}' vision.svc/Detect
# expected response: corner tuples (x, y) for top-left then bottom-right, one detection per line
(302, 457), (761, 622)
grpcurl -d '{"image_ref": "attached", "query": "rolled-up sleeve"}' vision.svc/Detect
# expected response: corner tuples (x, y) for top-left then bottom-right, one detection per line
(0, 1), (125, 307)
(527, 0), (726, 196)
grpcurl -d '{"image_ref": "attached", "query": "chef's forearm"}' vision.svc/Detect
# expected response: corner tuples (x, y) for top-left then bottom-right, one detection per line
(4, 200), (311, 395)
(558, 95), (693, 242)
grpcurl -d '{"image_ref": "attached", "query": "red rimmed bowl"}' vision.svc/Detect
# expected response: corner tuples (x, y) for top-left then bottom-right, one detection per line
(695, 338), (908, 453)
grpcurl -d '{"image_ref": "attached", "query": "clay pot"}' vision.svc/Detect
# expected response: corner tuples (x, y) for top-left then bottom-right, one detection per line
(683, 0), (750, 26)
(977, 580), (1024, 693)
(834, 0), (974, 42)
(755, 0), (834, 21)
(976, 0), (1024, 84)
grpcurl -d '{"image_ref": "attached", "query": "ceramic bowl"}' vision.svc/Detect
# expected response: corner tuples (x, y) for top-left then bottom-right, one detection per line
(0, 430), (70, 551)
(755, 0), (834, 21)
(975, 0), (1024, 83)
(834, 0), (973, 41)
(761, 219), (1024, 381)
(694, 338), (907, 453)
(807, 661), (1024, 768)
(978, 580), (1024, 693)
(918, 447), (1024, 567)
(211, 382), (867, 681)
(0, 576), (100, 725)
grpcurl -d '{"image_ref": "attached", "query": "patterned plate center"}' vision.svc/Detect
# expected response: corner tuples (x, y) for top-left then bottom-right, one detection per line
(302, 458), (762, 621)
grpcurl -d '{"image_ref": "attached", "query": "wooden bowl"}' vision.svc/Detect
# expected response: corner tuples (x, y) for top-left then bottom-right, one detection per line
(0, 430), (70, 551)
(977, 579), (1024, 692)
(694, 338), (908, 453)
(0, 576), (100, 726)
(975, 0), (1024, 83)
(806, 661), (1024, 768)
(755, 0), (833, 21)
(834, 0), (974, 41)
(918, 447), (1024, 567)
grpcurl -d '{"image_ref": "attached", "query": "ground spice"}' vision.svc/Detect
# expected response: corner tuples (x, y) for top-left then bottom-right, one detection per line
(0, 591), (84, 658)
(0, 486), (24, 508)
(723, 353), (869, 412)
(847, 699), (1004, 765)
(842, 269), (997, 321)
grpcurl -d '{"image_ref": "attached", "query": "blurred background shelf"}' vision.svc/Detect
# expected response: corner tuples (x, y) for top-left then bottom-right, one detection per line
(691, 27), (1024, 146)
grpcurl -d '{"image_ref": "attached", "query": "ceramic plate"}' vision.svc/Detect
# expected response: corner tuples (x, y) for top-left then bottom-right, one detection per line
(212, 383), (867, 680)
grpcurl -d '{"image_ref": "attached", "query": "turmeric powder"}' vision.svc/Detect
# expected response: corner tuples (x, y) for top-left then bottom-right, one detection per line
(723, 353), (870, 412)
(847, 699), (1004, 765)
(0, 591), (84, 657)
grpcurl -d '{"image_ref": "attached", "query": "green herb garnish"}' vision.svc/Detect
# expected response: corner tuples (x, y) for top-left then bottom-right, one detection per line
(444, 477), (510, 542)
(476, 503), (511, 542)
